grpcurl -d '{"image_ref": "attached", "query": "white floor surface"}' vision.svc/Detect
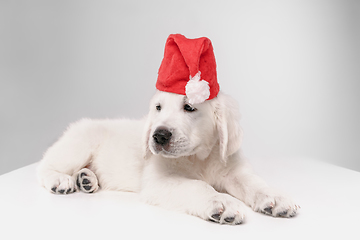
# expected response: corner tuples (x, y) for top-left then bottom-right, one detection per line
(1, 158), (359, 240)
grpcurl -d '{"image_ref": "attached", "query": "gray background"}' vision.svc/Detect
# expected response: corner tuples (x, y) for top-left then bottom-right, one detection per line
(1, 0), (359, 175)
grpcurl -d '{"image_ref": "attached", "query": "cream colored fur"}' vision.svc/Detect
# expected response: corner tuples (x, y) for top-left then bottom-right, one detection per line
(37, 91), (298, 225)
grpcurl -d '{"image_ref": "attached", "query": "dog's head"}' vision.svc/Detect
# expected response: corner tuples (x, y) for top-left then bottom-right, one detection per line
(143, 90), (242, 163)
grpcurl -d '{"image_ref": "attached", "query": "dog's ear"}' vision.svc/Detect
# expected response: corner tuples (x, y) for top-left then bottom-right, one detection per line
(142, 115), (152, 160)
(213, 92), (243, 163)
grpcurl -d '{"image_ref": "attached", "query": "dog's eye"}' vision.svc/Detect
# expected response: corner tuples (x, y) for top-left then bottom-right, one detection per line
(156, 105), (161, 111)
(184, 104), (196, 112)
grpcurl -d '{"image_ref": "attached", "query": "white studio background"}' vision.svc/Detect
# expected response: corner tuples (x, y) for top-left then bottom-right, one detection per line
(1, 0), (359, 175)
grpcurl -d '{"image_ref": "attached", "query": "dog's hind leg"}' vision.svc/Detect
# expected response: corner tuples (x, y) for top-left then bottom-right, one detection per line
(37, 119), (101, 194)
(76, 168), (99, 193)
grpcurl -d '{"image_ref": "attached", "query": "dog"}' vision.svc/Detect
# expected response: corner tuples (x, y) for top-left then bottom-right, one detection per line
(37, 90), (299, 225)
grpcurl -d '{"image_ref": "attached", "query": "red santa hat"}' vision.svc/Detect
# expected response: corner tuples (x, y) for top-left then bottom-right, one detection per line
(156, 34), (219, 105)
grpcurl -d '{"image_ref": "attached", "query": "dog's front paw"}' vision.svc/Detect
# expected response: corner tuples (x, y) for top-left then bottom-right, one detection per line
(253, 188), (299, 218)
(206, 194), (246, 225)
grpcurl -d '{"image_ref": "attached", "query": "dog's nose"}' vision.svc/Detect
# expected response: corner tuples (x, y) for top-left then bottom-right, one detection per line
(153, 128), (172, 145)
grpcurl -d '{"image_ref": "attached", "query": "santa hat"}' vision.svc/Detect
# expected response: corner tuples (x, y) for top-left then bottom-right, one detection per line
(156, 34), (219, 105)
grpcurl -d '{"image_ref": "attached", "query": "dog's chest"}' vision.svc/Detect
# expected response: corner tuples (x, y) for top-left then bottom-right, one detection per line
(166, 156), (224, 183)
